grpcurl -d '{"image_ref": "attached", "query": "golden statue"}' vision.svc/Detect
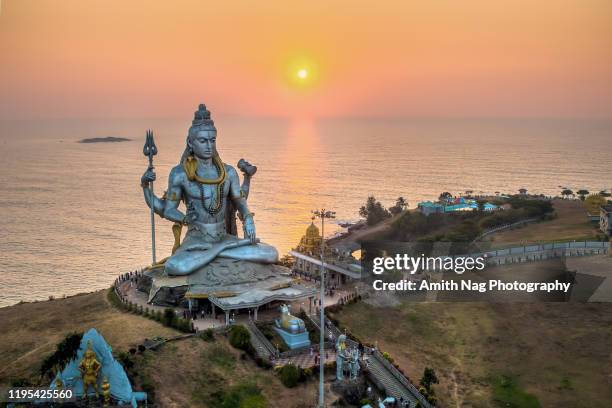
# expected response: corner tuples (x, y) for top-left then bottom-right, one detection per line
(102, 377), (111, 406)
(78, 341), (101, 398)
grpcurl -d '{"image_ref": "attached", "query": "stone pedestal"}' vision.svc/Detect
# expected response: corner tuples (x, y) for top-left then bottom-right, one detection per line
(139, 259), (316, 318)
(273, 326), (311, 349)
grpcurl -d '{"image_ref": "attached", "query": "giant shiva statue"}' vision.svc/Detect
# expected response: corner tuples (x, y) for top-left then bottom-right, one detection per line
(140, 104), (278, 276)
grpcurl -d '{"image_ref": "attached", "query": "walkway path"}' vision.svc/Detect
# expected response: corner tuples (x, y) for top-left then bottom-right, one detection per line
(306, 313), (432, 408)
(365, 353), (419, 406)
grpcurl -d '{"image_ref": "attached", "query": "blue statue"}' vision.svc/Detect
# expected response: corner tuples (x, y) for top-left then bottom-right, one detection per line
(336, 334), (348, 380)
(50, 328), (146, 407)
(274, 304), (311, 349)
(141, 104), (278, 275)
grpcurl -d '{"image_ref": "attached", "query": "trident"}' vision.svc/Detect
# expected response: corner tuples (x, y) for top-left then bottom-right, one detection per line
(143, 130), (158, 264)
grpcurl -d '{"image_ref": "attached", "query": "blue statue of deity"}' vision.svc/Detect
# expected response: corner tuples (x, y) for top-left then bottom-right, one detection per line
(348, 347), (360, 380)
(336, 334), (348, 380)
(141, 104), (278, 275)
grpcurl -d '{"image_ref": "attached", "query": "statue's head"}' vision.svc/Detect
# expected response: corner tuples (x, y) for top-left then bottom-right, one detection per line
(186, 104), (217, 160)
(84, 340), (96, 360)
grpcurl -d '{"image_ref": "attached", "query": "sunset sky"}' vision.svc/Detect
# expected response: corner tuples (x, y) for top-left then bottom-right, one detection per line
(1, 0), (611, 119)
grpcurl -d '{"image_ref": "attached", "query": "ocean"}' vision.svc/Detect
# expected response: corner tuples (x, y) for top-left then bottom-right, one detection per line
(0, 117), (610, 307)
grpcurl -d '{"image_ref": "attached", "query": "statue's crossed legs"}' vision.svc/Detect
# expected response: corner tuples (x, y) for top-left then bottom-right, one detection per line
(164, 229), (278, 276)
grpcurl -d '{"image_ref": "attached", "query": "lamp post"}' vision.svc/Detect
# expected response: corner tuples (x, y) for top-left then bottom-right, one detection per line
(312, 208), (335, 408)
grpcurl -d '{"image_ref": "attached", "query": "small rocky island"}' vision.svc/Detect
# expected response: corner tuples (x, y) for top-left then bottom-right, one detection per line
(79, 136), (131, 143)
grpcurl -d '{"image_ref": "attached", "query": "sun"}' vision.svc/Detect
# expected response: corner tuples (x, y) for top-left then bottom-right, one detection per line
(297, 68), (308, 79)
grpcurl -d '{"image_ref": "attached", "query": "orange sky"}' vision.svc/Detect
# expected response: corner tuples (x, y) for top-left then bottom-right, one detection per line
(1, 0), (611, 119)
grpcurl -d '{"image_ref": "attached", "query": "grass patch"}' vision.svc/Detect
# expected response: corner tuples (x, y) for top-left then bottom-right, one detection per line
(489, 199), (599, 247)
(559, 376), (573, 390)
(492, 375), (541, 408)
(203, 343), (236, 371)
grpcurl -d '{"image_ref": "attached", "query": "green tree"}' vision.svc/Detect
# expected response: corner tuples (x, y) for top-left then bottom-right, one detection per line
(278, 363), (301, 388)
(389, 196), (409, 215)
(40, 332), (83, 379)
(359, 195), (391, 226)
(419, 367), (439, 392)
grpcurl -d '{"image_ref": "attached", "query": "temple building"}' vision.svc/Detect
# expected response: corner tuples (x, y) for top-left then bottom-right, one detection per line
(296, 219), (323, 256)
(289, 220), (362, 287)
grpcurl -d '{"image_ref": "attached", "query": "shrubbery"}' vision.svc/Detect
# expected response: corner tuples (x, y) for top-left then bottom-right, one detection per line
(276, 363), (316, 388)
(40, 332), (83, 379)
(228, 325), (251, 351)
(199, 328), (215, 342)
(277, 363), (300, 388)
(213, 382), (267, 408)
(107, 287), (193, 333)
(360, 195), (391, 226)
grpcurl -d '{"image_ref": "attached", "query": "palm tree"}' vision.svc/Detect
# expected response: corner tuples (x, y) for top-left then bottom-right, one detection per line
(396, 196), (408, 210)
(576, 189), (589, 201)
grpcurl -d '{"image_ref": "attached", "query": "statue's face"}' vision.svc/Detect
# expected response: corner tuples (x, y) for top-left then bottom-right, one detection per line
(189, 129), (217, 159)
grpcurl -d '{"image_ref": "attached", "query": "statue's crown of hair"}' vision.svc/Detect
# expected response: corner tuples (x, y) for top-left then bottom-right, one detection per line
(191, 103), (216, 129)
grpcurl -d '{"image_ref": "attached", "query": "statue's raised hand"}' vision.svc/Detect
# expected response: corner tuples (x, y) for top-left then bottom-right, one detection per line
(141, 167), (156, 187)
(243, 216), (256, 243)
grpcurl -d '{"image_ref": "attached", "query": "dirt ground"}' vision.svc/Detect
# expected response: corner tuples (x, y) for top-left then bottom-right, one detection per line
(334, 293), (612, 407)
(0, 290), (324, 407)
(0, 289), (178, 385)
(141, 336), (318, 408)
(488, 199), (601, 247)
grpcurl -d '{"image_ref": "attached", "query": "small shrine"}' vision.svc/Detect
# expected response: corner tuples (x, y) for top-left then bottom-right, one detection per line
(273, 304), (311, 349)
(50, 328), (147, 407)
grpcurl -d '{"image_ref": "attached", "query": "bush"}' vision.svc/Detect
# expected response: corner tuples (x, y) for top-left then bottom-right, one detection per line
(254, 357), (272, 369)
(140, 376), (156, 402)
(382, 351), (394, 363)
(40, 332), (83, 379)
(199, 328), (215, 342)
(278, 364), (300, 388)
(229, 325), (251, 351)
(163, 308), (176, 326)
(218, 382), (266, 408)
(420, 367), (439, 393)
(117, 351), (134, 370)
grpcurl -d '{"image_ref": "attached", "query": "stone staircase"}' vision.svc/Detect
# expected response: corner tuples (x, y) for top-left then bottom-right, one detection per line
(245, 320), (275, 358)
(365, 353), (419, 407)
(308, 312), (432, 407)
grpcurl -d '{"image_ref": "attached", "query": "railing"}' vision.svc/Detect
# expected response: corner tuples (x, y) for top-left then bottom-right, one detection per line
(278, 341), (334, 359)
(309, 311), (432, 407)
(245, 320), (276, 357)
(471, 240), (609, 260)
(372, 350), (433, 408)
(472, 217), (539, 243)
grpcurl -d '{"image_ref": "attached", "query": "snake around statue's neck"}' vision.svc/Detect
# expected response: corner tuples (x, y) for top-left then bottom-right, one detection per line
(183, 154), (226, 185)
